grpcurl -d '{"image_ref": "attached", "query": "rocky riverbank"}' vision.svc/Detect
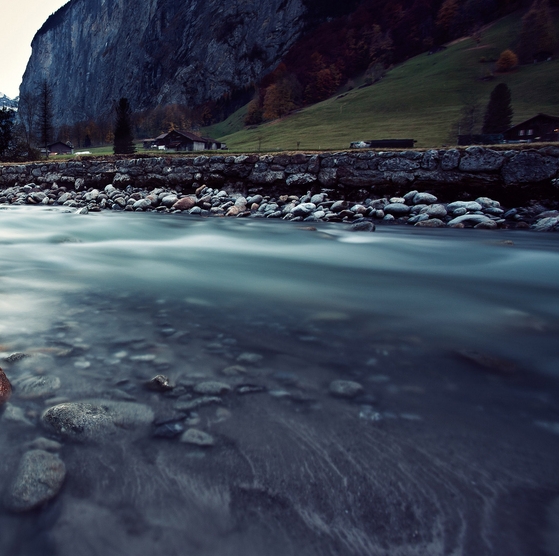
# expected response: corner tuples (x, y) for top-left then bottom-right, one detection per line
(1, 179), (558, 231)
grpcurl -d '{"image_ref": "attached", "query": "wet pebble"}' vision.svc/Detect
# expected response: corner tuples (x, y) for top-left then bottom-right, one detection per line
(5, 450), (66, 512)
(221, 365), (247, 376)
(329, 380), (364, 398)
(236, 384), (267, 395)
(193, 381), (231, 396)
(180, 428), (215, 446)
(237, 352), (263, 364)
(145, 374), (174, 392)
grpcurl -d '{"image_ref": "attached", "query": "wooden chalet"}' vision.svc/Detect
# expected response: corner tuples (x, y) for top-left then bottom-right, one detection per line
(503, 114), (559, 143)
(150, 130), (226, 151)
(48, 141), (73, 155)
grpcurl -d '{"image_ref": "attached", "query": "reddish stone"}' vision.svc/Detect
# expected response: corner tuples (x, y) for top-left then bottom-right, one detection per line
(0, 367), (12, 404)
(172, 196), (197, 210)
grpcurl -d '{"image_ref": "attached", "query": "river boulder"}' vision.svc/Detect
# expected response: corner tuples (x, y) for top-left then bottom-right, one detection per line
(5, 450), (66, 512)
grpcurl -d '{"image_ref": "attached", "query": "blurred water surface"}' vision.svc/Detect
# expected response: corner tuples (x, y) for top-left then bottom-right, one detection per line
(0, 206), (558, 556)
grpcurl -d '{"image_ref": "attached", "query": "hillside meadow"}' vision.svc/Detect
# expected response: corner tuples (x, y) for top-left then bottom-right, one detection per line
(206, 11), (559, 151)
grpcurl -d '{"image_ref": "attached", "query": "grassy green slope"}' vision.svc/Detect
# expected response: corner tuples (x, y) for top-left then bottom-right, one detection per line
(203, 104), (248, 140)
(213, 11), (559, 151)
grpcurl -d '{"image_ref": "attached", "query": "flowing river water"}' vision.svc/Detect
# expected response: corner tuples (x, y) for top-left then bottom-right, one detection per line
(0, 206), (558, 556)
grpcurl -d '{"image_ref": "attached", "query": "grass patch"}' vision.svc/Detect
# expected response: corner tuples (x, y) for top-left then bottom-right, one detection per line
(213, 11), (559, 151)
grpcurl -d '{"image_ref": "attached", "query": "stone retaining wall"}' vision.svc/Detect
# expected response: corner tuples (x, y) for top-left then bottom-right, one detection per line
(2, 146), (559, 203)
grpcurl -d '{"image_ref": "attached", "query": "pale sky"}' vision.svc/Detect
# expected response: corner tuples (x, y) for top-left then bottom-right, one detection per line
(0, 0), (69, 99)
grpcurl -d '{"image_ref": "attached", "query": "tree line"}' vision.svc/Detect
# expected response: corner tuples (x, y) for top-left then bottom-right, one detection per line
(0, 82), (140, 160)
(245, 0), (556, 125)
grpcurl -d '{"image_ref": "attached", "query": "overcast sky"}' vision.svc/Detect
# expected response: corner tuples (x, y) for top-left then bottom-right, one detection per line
(1, 0), (69, 98)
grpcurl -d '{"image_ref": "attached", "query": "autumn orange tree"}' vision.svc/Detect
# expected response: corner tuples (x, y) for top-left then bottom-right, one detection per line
(495, 49), (518, 72)
(263, 82), (296, 121)
(244, 99), (263, 125)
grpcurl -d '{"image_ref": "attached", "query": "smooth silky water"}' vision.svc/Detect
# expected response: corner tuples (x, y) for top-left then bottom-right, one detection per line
(0, 206), (558, 556)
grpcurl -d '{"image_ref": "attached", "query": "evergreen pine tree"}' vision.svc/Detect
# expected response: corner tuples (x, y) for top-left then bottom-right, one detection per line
(482, 83), (513, 134)
(113, 98), (135, 155)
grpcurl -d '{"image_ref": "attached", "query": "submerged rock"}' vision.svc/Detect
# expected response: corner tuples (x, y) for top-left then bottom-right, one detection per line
(5, 450), (66, 512)
(180, 428), (215, 446)
(457, 349), (517, 376)
(1, 404), (32, 426)
(2, 352), (28, 363)
(174, 396), (222, 412)
(13, 375), (61, 399)
(41, 400), (154, 442)
(329, 380), (364, 398)
(237, 352), (263, 364)
(193, 381), (231, 396)
(236, 384), (267, 395)
(351, 220), (375, 232)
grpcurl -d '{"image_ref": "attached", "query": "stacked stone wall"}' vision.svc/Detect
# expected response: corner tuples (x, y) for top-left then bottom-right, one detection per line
(2, 146), (558, 204)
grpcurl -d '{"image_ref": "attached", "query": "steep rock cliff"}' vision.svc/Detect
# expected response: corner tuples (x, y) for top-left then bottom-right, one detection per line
(20, 0), (307, 128)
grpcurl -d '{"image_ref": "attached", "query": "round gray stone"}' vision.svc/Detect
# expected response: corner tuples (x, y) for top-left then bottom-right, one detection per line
(384, 203), (410, 216)
(5, 450), (66, 512)
(413, 192), (437, 205)
(421, 204), (447, 218)
(41, 400), (154, 442)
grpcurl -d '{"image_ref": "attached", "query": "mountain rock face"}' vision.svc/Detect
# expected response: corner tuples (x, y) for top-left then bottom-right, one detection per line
(20, 0), (307, 128)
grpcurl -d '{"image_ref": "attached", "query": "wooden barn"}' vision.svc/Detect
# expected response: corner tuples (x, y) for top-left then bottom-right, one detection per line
(48, 141), (73, 155)
(148, 130), (226, 151)
(152, 130), (206, 151)
(503, 114), (559, 143)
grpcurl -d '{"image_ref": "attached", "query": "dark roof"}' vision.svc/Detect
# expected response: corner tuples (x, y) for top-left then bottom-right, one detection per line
(505, 113), (559, 133)
(179, 131), (206, 142)
(155, 130), (206, 143)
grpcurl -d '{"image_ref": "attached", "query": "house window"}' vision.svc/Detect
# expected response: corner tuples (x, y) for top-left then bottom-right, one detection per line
(527, 129), (534, 135)
(519, 130), (525, 136)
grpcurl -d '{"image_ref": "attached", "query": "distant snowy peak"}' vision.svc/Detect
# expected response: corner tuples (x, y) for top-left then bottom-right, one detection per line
(0, 93), (18, 110)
